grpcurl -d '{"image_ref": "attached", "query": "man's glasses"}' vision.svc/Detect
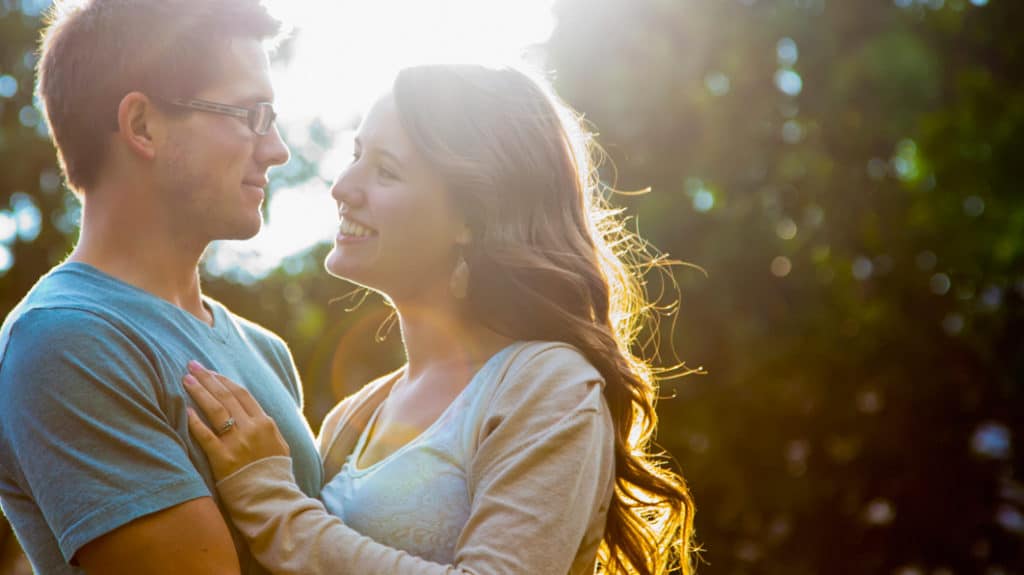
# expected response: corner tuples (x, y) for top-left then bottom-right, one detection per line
(163, 98), (277, 136)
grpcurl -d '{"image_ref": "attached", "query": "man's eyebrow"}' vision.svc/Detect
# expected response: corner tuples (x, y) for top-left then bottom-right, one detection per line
(235, 93), (275, 106)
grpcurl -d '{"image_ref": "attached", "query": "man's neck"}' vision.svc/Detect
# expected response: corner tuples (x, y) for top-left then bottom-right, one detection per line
(69, 192), (213, 325)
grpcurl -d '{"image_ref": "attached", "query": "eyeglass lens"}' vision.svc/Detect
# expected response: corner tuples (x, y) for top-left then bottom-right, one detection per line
(251, 103), (276, 135)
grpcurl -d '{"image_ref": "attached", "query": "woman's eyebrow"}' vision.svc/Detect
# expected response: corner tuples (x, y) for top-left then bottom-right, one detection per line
(353, 136), (408, 168)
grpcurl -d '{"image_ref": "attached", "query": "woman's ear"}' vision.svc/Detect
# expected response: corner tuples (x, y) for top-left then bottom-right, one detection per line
(116, 91), (158, 161)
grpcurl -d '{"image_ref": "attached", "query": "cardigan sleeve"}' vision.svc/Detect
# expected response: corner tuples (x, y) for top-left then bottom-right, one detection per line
(455, 344), (616, 574)
(214, 343), (616, 575)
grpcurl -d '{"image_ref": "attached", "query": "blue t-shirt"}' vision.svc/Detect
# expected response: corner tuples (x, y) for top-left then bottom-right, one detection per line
(0, 262), (323, 574)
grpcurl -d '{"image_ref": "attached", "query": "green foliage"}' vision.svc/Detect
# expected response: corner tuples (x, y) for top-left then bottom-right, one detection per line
(1, 0), (1022, 573)
(547, 0), (1023, 572)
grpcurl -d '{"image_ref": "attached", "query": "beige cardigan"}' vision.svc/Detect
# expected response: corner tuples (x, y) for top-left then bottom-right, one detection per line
(216, 341), (617, 575)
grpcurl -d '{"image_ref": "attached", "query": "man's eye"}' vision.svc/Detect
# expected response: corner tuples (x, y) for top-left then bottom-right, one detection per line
(378, 165), (399, 181)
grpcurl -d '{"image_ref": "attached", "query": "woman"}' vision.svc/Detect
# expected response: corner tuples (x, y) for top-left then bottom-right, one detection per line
(183, 64), (695, 574)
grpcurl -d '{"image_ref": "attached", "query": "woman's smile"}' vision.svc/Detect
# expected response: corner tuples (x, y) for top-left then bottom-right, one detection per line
(336, 216), (378, 244)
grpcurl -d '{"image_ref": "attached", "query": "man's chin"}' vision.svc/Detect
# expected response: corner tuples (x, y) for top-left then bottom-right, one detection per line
(219, 218), (263, 241)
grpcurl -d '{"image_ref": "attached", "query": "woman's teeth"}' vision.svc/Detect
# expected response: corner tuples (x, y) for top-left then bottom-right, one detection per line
(340, 218), (375, 237)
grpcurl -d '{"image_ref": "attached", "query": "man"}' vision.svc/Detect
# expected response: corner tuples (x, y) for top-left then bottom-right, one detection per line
(0, 1), (322, 573)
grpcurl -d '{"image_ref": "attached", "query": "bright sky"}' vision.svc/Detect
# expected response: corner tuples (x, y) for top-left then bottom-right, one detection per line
(206, 0), (557, 281)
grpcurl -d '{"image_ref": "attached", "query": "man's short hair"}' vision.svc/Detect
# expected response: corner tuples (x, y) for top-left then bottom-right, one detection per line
(37, 0), (283, 194)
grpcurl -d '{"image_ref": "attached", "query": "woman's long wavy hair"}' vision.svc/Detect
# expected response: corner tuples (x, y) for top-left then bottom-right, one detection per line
(392, 64), (696, 574)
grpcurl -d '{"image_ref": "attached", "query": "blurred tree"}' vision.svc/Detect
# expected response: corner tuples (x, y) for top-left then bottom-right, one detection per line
(0, 3), (72, 573)
(2, 0), (1022, 573)
(547, 0), (1023, 572)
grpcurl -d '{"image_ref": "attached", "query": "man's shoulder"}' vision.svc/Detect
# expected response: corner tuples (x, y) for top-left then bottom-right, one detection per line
(3, 304), (121, 339)
(2, 263), (137, 330)
(1, 277), (133, 368)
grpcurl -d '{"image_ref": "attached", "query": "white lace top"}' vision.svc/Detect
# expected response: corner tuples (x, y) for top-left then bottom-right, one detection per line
(319, 345), (514, 564)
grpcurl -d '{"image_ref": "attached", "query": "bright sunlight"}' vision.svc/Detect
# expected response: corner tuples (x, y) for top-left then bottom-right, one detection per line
(205, 0), (557, 282)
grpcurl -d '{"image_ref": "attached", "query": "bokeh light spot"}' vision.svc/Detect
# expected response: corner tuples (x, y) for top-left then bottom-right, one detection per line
(20, 0), (49, 16)
(776, 38), (798, 66)
(781, 120), (804, 143)
(39, 169), (61, 194)
(704, 72), (731, 96)
(785, 440), (809, 477)
(686, 179), (716, 212)
(852, 256), (873, 280)
(771, 256), (792, 277)
(687, 433), (710, 454)
(942, 313), (964, 335)
(863, 499), (895, 525)
(776, 218), (798, 240)
(996, 505), (1024, 535)
(916, 250), (937, 271)
(0, 75), (17, 98)
(891, 139), (922, 182)
(867, 158), (888, 180)
(0, 211), (17, 243)
(930, 272), (951, 294)
(979, 285), (1003, 310)
(0, 244), (12, 275)
(693, 190), (715, 212)
(971, 422), (1011, 460)
(963, 195), (985, 217)
(18, 105), (39, 128)
(10, 193), (41, 242)
(774, 69), (803, 96)
(857, 390), (884, 414)
(803, 205), (824, 227)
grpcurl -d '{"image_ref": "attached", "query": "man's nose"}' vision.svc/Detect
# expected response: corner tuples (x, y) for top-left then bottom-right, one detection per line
(257, 124), (290, 168)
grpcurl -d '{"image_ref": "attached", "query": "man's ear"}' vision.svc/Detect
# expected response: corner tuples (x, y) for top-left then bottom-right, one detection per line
(116, 91), (159, 161)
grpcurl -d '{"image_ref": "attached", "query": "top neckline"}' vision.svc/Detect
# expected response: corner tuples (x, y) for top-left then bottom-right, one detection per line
(346, 342), (520, 475)
(58, 262), (229, 341)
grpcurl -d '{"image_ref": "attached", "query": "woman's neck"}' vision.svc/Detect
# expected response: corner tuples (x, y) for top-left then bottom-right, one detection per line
(396, 302), (511, 382)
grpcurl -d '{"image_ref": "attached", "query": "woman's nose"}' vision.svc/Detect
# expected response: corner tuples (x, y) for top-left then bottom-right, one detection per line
(331, 167), (365, 207)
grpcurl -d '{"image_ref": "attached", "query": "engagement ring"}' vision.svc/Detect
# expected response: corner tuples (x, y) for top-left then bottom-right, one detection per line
(215, 417), (236, 436)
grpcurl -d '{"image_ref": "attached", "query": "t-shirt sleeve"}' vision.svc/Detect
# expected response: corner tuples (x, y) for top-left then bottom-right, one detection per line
(0, 308), (211, 563)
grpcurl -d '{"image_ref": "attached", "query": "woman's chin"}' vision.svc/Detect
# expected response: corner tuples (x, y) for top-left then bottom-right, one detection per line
(324, 250), (350, 277)
(324, 252), (374, 287)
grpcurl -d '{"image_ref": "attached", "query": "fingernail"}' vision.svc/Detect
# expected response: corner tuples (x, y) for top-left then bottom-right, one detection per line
(188, 360), (204, 372)
(183, 374), (197, 386)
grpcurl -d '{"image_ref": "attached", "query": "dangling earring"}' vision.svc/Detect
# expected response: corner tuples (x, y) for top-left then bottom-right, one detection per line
(450, 251), (470, 300)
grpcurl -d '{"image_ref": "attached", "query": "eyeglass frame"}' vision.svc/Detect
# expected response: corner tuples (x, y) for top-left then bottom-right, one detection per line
(160, 97), (278, 136)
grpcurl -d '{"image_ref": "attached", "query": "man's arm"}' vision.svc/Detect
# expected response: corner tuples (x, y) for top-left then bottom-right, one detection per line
(76, 498), (240, 575)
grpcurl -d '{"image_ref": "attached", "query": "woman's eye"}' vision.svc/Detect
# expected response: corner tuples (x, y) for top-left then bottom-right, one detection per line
(378, 165), (399, 181)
